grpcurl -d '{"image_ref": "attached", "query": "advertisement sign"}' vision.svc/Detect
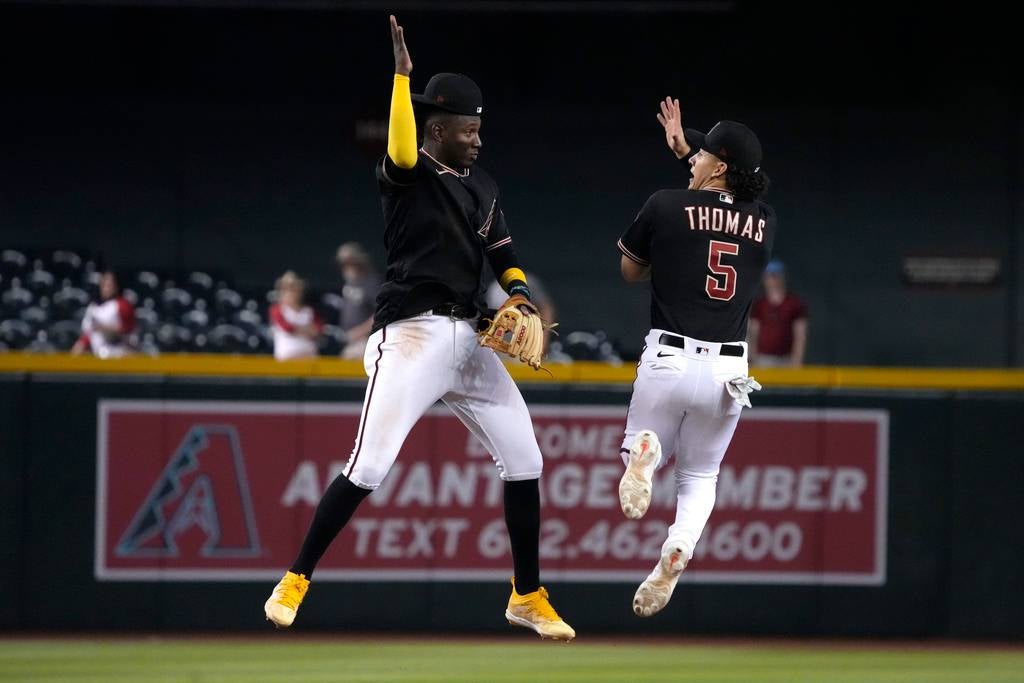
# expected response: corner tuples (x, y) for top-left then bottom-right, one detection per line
(96, 401), (886, 584)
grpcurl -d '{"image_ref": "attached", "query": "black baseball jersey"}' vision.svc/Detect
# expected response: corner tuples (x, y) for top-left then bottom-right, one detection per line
(618, 187), (776, 342)
(374, 150), (513, 330)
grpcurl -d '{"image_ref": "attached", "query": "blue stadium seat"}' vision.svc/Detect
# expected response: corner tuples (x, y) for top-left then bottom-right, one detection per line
(161, 286), (193, 316)
(51, 286), (90, 320)
(1, 281), (33, 318)
(27, 330), (58, 354)
(48, 320), (82, 350)
(214, 287), (243, 319)
(25, 266), (56, 296)
(0, 250), (28, 279)
(319, 324), (346, 356)
(19, 305), (49, 327)
(0, 319), (33, 350)
(207, 324), (248, 353)
(133, 306), (160, 335)
(133, 271), (161, 299)
(48, 250), (84, 280)
(156, 323), (192, 352)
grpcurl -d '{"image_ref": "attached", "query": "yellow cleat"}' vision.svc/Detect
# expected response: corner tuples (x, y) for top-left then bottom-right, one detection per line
(505, 579), (576, 641)
(264, 571), (310, 628)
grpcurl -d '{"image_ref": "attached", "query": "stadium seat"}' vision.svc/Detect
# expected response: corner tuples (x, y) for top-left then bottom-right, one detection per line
(207, 324), (248, 353)
(181, 304), (211, 333)
(544, 340), (574, 365)
(1, 281), (33, 318)
(48, 320), (82, 350)
(133, 271), (161, 299)
(79, 269), (102, 299)
(25, 266), (56, 296)
(214, 287), (243, 318)
(161, 286), (193, 316)
(51, 286), (90, 319)
(0, 250), (28, 279)
(19, 305), (49, 327)
(156, 323), (193, 353)
(319, 324), (346, 356)
(137, 332), (161, 356)
(233, 307), (264, 337)
(563, 330), (624, 363)
(48, 250), (84, 279)
(27, 330), (58, 354)
(134, 306), (160, 335)
(186, 271), (215, 298)
(0, 319), (33, 350)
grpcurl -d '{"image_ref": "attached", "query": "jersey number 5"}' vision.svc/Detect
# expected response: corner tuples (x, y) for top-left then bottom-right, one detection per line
(706, 240), (739, 301)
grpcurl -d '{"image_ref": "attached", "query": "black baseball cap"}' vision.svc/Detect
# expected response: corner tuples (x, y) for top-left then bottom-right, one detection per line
(701, 120), (762, 173)
(412, 73), (484, 116)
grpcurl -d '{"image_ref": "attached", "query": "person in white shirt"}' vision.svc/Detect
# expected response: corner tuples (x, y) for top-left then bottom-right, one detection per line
(71, 271), (136, 358)
(270, 271), (322, 361)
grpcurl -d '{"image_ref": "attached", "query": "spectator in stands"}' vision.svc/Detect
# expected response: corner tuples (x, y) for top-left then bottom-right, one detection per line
(335, 242), (380, 360)
(71, 271), (136, 358)
(270, 271), (322, 361)
(749, 260), (808, 367)
(485, 270), (557, 349)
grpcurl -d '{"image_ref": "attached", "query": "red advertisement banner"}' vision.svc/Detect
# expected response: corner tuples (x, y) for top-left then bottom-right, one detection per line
(96, 401), (887, 585)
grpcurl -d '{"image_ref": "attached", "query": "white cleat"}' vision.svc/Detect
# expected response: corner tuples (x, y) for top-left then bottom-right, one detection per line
(619, 430), (661, 519)
(633, 542), (688, 617)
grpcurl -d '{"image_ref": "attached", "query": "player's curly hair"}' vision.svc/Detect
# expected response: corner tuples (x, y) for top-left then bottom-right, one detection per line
(726, 167), (770, 202)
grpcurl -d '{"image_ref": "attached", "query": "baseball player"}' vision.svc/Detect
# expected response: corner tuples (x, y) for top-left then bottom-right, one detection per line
(264, 15), (574, 641)
(616, 97), (774, 617)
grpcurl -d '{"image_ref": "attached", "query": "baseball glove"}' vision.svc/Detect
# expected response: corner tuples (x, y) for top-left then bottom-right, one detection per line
(478, 295), (552, 370)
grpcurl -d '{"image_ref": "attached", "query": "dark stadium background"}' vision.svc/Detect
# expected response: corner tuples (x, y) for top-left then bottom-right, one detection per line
(2, 0), (1023, 649)
(2, 1), (1020, 365)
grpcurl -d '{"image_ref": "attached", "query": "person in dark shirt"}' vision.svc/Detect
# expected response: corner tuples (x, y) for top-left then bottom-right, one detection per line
(614, 99), (775, 618)
(335, 242), (381, 359)
(264, 15), (573, 642)
(749, 260), (808, 367)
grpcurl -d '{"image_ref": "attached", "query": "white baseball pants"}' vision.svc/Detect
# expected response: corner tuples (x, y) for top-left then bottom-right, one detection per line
(621, 329), (748, 560)
(343, 312), (544, 489)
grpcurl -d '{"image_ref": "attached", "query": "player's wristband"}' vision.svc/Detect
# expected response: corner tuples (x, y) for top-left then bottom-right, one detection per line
(507, 281), (532, 301)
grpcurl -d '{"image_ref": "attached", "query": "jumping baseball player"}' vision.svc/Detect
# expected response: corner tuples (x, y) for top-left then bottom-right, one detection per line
(616, 97), (774, 617)
(264, 15), (574, 641)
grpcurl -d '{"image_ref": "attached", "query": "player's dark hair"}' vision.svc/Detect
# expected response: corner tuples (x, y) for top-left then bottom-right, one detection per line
(726, 167), (770, 201)
(416, 106), (456, 143)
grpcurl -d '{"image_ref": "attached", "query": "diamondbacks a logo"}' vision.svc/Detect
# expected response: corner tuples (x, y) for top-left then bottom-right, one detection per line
(477, 199), (497, 239)
(115, 425), (261, 558)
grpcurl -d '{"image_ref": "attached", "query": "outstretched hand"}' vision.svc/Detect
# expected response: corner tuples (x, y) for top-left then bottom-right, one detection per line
(656, 97), (689, 159)
(390, 15), (413, 76)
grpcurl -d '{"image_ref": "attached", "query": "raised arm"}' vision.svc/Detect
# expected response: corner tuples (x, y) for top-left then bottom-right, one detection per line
(657, 97), (690, 160)
(387, 15), (418, 169)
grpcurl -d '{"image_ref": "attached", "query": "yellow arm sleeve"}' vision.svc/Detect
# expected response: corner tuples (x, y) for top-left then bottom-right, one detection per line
(387, 74), (418, 169)
(499, 267), (528, 290)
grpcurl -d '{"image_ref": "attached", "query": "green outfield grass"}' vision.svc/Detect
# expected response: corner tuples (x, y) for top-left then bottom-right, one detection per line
(1, 638), (1022, 683)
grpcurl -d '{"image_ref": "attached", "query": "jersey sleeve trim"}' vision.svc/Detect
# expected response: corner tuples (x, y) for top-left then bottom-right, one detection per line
(485, 236), (512, 252)
(617, 239), (651, 266)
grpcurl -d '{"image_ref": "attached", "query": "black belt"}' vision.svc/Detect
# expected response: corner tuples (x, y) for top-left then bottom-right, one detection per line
(658, 333), (745, 357)
(432, 303), (477, 319)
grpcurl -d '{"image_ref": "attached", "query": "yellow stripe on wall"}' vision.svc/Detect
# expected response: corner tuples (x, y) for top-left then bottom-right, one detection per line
(1, 352), (1023, 391)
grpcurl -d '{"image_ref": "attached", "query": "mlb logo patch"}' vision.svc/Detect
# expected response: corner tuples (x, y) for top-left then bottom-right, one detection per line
(720, 193), (734, 204)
